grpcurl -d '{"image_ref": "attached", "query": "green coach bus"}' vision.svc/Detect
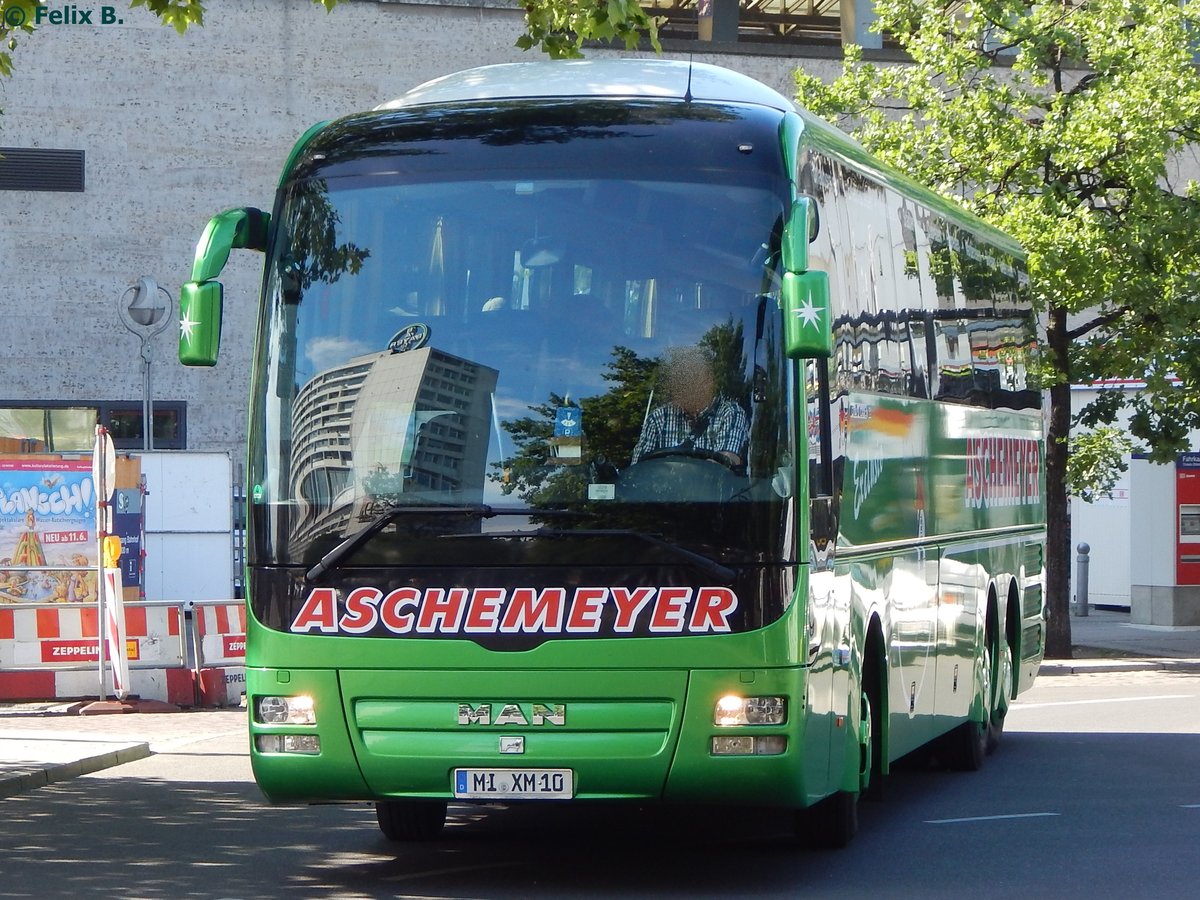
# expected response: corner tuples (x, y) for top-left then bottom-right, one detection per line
(179, 59), (1045, 847)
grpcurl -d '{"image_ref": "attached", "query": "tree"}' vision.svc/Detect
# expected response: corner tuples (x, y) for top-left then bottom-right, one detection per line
(793, 0), (1200, 657)
(0, 0), (659, 89)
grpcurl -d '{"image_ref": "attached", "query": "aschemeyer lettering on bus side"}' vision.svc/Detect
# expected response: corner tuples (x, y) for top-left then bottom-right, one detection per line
(289, 585), (740, 636)
(965, 436), (1041, 509)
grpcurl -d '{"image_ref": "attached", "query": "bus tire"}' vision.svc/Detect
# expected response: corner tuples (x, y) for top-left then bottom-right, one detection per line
(987, 639), (1014, 754)
(944, 718), (987, 772)
(375, 799), (447, 841)
(942, 635), (991, 771)
(862, 629), (886, 801)
(797, 790), (859, 849)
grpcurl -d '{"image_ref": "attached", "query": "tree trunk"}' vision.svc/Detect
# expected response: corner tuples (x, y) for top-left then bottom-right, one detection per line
(1044, 305), (1073, 659)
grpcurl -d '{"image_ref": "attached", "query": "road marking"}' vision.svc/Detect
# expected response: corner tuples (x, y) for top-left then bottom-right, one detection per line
(927, 812), (1060, 824)
(1011, 694), (1191, 710)
(1182, 804), (1200, 808)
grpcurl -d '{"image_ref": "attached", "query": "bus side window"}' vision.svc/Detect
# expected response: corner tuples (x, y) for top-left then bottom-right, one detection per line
(806, 356), (840, 560)
(806, 358), (835, 499)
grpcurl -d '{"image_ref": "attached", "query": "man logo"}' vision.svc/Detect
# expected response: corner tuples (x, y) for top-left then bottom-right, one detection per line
(457, 703), (566, 726)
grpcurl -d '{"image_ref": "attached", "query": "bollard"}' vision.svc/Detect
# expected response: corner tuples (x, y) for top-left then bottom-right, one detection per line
(1075, 542), (1090, 617)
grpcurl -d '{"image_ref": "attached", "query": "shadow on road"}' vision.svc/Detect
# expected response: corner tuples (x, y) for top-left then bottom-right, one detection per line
(3, 731), (1199, 898)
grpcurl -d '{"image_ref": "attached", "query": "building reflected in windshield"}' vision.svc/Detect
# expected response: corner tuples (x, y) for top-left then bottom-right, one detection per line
(289, 332), (497, 544)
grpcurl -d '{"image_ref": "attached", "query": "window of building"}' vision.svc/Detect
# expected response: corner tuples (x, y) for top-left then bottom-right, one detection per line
(0, 402), (187, 452)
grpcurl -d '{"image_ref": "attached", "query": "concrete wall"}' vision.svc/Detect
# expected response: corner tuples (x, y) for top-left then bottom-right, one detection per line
(0, 0), (840, 459)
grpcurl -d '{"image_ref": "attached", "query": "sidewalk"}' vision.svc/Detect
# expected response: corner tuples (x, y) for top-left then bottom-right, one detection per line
(1045, 605), (1200, 674)
(0, 701), (248, 800)
(4, 607), (1200, 800)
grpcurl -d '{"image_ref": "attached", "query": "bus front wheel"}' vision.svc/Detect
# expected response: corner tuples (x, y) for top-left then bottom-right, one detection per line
(797, 790), (859, 849)
(375, 799), (447, 841)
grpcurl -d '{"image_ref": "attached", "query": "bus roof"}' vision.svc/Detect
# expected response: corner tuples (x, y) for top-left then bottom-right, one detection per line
(376, 60), (796, 113)
(357, 59), (1020, 258)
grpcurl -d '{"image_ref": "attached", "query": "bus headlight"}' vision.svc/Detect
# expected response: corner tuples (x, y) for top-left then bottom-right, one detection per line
(714, 695), (787, 726)
(255, 694), (316, 725)
(255, 734), (321, 755)
(711, 735), (787, 756)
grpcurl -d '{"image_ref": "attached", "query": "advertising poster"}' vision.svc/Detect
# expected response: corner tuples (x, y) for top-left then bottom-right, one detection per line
(112, 487), (143, 589)
(0, 458), (98, 604)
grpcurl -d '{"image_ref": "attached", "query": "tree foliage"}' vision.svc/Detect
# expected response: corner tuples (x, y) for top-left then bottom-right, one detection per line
(516, 0), (661, 58)
(794, 0), (1200, 656)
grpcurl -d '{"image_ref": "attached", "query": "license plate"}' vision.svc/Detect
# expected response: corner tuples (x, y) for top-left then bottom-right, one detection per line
(453, 768), (573, 800)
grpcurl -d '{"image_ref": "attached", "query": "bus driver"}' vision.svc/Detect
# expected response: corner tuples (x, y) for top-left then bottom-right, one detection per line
(631, 346), (750, 468)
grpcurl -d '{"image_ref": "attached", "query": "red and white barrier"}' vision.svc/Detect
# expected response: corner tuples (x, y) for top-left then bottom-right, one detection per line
(190, 601), (246, 706)
(0, 600), (245, 707)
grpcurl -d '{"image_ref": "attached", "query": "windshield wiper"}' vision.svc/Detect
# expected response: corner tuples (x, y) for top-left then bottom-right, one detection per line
(303, 504), (589, 582)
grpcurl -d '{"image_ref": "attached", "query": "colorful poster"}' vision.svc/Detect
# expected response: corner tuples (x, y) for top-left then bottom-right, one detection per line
(0, 458), (98, 604)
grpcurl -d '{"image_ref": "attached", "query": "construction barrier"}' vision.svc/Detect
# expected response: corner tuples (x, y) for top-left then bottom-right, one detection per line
(0, 599), (245, 707)
(187, 600), (248, 707)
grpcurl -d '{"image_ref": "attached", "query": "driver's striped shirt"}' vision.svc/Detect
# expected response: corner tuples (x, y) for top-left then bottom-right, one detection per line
(631, 397), (750, 464)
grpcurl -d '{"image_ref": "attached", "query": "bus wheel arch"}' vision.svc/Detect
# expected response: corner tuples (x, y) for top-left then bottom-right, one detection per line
(942, 587), (998, 771)
(861, 614), (887, 800)
(794, 614), (885, 849)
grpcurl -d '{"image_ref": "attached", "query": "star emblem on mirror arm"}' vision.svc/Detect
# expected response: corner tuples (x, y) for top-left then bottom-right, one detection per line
(793, 298), (823, 329)
(180, 311), (199, 343)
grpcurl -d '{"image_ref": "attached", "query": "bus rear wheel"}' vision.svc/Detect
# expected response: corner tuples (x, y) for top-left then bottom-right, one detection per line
(375, 799), (448, 841)
(942, 637), (992, 771)
(987, 639), (1014, 754)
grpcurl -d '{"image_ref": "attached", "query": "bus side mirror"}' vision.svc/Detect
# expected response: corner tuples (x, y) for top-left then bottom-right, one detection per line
(179, 281), (224, 367)
(179, 207), (269, 367)
(782, 270), (833, 359)
(781, 195), (831, 359)
(781, 196), (819, 272)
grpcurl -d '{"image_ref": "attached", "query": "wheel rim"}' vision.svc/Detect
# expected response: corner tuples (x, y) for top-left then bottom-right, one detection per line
(859, 691), (873, 792)
(994, 640), (1013, 723)
(979, 641), (993, 721)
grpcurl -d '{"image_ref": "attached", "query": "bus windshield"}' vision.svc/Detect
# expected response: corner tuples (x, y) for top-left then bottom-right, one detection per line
(250, 101), (795, 570)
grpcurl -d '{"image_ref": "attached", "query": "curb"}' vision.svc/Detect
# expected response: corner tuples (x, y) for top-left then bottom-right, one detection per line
(0, 741), (150, 799)
(1039, 657), (1200, 676)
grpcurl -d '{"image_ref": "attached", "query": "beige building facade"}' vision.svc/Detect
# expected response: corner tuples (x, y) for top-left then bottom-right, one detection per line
(0, 0), (843, 458)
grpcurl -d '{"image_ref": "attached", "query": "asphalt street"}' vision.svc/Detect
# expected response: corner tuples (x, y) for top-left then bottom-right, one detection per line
(2, 606), (1198, 798)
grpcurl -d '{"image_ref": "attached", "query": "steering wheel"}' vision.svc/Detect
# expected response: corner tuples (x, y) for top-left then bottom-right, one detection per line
(638, 446), (739, 470)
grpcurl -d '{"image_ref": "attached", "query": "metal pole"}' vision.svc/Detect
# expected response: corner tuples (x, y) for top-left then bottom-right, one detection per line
(96, 547), (107, 701)
(183, 600), (202, 707)
(142, 338), (154, 450)
(1075, 542), (1090, 617)
(118, 278), (172, 452)
(95, 434), (108, 701)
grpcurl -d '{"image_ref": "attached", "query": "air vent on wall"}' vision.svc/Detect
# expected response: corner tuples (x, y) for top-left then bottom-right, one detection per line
(0, 147), (85, 192)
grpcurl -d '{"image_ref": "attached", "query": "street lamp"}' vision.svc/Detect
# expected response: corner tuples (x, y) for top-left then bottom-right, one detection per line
(118, 277), (174, 450)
